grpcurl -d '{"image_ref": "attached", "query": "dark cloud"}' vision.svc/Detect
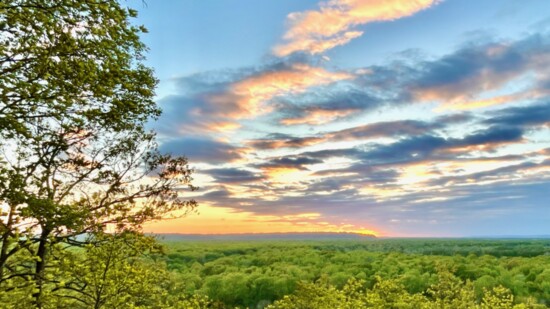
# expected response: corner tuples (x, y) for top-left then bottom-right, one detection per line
(275, 87), (384, 124)
(458, 126), (524, 146)
(256, 156), (324, 170)
(203, 168), (265, 184)
(247, 135), (323, 150)
(159, 137), (242, 164)
(329, 120), (444, 140)
(279, 125), (525, 169)
(202, 187), (233, 199)
(247, 115), (473, 150)
(152, 95), (203, 136)
(408, 33), (550, 101)
(483, 101), (550, 127)
(362, 135), (448, 164)
(173, 68), (250, 96)
(152, 92), (243, 136)
(300, 148), (364, 160)
(435, 113), (475, 124)
(360, 126), (524, 164)
(412, 46), (522, 97)
(306, 178), (348, 192)
(314, 164), (400, 183)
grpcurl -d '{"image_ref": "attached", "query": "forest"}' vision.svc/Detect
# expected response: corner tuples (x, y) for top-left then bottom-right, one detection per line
(161, 238), (550, 308)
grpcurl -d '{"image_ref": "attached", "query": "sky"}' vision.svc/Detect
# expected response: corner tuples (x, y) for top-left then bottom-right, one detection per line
(137, 0), (550, 237)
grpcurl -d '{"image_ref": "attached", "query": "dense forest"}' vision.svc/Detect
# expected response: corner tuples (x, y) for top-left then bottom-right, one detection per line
(162, 238), (550, 308)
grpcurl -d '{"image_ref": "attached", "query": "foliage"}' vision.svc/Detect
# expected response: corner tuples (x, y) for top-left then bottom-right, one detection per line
(162, 239), (550, 308)
(0, 233), (215, 309)
(0, 0), (158, 138)
(0, 1), (196, 307)
(267, 274), (546, 309)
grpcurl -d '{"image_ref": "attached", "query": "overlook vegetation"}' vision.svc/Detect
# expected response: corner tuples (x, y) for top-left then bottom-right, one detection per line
(0, 0), (195, 307)
(161, 238), (550, 308)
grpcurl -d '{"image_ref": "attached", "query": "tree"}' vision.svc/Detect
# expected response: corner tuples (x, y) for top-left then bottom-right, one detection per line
(0, 232), (162, 308)
(0, 1), (196, 307)
(49, 232), (203, 309)
(0, 232), (214, 309)
(0, 0), (159, 138)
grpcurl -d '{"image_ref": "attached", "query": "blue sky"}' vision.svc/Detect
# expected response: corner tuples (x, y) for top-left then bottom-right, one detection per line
(137, 0), (550, 237)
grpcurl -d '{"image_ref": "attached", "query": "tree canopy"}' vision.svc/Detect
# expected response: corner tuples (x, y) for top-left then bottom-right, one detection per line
(0, 1), (196, 307)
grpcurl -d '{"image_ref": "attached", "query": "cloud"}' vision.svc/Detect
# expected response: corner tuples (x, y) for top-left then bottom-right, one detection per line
(220, 63), (352, 118)
(203, 168), (265, 184)
(429, 158), (550, 186)
(328, 119), (444, 140)
(159, 137), (243, 164)
(274, 0), (439, 56)
(153, 94), (243, 136)
(274, 85), (385, 125)
(269, 34), (550, 126)
(247, 133), (324, 150)
(438, 92), (540, 111)
(153, 61), (352, 136)
(153, 32), (550, 142)
(360, 126), (524, 164)
(409, 34), (550, 107)
(142, 3), (550, 237)
(247, 115), (471, 150)
(257, 156), (324, 170)
(253, 156), (325, 184)
(154, 31), (550, 143)
(483, 101), (550, 127)
(457, 126), (524, 148)
(361, 134), (447, 164)
(285, 124), (524, 167)
(280, 108), (359, 125)
(187, 143), (550, 237)
(202, 161), (550, 224)
(269, 32), (550, 119)
(301, 148), (365, 160)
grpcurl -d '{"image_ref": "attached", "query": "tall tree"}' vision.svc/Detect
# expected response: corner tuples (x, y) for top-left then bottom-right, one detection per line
(0, 0), (159, 137)
(0, 1), (196, 307)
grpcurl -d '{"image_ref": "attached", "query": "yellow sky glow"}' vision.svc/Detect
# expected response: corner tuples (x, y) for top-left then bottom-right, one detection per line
(144, 204), (381, 236)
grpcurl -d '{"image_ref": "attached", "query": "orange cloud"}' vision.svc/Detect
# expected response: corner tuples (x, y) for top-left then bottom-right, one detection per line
(275, 31), (363, 57)
(205, 121), (242, 132)
(262, 166), (312, 183)
(442, 139), (526, 154)
(445, 94), (520, 110)
(209, 64), (352, 119)
(359, 185), (407, 199)
(275, 0), (439, 56)
(437, 91), (546, 111)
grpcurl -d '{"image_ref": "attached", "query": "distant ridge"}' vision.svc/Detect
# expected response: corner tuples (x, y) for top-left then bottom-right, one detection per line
(153, 232), (376, 241)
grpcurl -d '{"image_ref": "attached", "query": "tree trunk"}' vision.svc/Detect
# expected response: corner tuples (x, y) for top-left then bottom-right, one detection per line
(32, 227), (51, 308)
(0, 204), (16, 281)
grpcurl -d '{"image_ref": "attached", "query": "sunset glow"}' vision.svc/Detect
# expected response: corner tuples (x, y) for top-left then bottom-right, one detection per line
(146, 205), (382, 236)
(140, 0), (550, 237)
